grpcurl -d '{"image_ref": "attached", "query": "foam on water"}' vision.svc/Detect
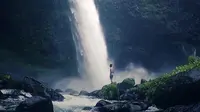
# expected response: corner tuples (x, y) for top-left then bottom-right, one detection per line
(53, 94), (101, 112)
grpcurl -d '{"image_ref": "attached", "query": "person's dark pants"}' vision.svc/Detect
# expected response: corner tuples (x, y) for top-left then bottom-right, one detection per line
(110, 75), (113, 83)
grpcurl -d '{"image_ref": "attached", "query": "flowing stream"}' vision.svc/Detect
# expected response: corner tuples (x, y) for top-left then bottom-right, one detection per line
(53, 94), (101, 112)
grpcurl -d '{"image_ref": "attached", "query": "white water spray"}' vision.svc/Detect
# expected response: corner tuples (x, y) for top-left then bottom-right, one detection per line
(69, 0), (110, 90)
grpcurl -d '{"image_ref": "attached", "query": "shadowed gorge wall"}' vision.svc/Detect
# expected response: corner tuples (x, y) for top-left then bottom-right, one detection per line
(0, 0), (77, 80)
(96, 0), (200, 72)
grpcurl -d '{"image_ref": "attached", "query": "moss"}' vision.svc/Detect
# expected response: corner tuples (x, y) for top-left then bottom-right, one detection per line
(122, 78), (135, 86)
(101, 82), (119, 100)
(137, 56), (200, 100)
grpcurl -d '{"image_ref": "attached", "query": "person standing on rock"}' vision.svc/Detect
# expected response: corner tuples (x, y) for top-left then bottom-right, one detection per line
(110, 64), (114, 83)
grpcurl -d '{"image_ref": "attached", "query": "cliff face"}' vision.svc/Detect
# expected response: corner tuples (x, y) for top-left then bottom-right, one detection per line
(96, 0), (200, 71)
(0, 0), (77, 79)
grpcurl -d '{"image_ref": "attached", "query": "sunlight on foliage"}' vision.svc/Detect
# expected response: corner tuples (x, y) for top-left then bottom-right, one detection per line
(137, 56), (200, 99)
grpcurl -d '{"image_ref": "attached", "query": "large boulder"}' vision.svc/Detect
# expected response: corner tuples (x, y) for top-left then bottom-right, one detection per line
(134, 57), (200, 109)
(0, 90), (32, 111)
(152, 69), (200, 109)
(117, 78), (135, 95)
(15, 96), (53, 112)
(65, 89), (79, 95)
(100, 83), (119, 100)
(79, 90), (89, 96)
(88, 90), (102, 98)
(93, 101), (149, 112)
(82, 106), (93, 111)
(22, 76), (64, 101)
(95, 100), (111, 107)
(119, 92), (137, 101)
(55, 89), (62, 93)
(3, 89), (21, 99)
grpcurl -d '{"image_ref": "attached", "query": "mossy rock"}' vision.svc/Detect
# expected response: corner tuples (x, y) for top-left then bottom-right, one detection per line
(117, 78), (135, 93)
(141, 79), (147, 84)
(122, 78), (135, 86)
(135, 56), (200, 106)
(101, 82), (119, 100)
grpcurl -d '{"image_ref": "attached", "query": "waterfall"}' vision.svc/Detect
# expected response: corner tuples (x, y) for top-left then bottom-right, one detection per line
(68, 0), (110, 90)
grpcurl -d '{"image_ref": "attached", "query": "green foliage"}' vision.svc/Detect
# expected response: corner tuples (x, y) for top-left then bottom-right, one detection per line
(122, 78), (135, 87)
(141, 79), (147, 84)
(101, 82), (119, 100)
(0, 74), (11, 80)
(188, 55), (198, 64)
(137, 56), (200, 100)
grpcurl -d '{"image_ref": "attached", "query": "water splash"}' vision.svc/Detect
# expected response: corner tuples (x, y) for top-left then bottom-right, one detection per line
(53, 94), (101, 112)
(69, 0), (110, 90)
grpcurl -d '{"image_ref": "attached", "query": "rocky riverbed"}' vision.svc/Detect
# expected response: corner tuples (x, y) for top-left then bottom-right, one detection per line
(1, 56), (200, 112)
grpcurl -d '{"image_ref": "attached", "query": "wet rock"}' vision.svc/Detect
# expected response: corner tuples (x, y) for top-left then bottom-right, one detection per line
(47, 89), (64, 101)
(146, 106), (162, 112)
(152, 69), (200, 109)
(117, 78), (135, 95)
(94, 101), (148, 112)
(5, 90), (21, 99)
(88, 90), (103, 98)
(119, 93), (137, 101)
(0, 95), (27, 111)
(22, 76), (64, 101)
(79, 90), (89, 96)
(100, 83), (119, 100)
(122, 102), (142, 112)
(95, 100), (111, 107)
(164, 102), (200, 112)
(55, 89), (62, 93)
(0, 91), (3, 99)
(82, 106), (92, 111)
(15, 96), (53, 112)
(0, 105), (10, 112)
(65, 89), (79, 95)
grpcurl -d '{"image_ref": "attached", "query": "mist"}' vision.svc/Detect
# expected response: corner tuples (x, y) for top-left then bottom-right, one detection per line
(53, 63), (156, 92)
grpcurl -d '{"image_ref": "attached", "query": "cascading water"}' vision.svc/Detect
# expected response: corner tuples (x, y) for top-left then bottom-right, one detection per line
(53, 1), (111, 111)
(68, 0), (111, 90)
